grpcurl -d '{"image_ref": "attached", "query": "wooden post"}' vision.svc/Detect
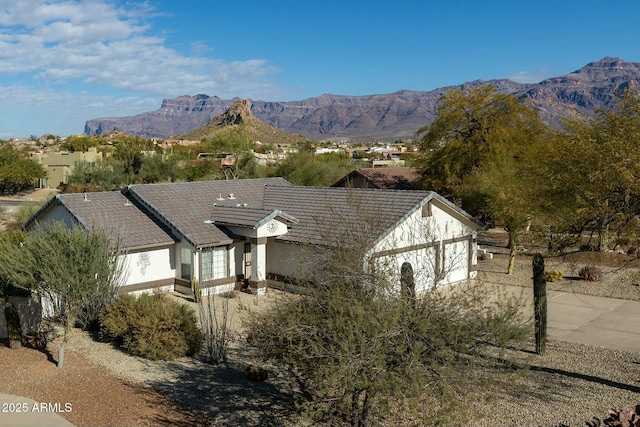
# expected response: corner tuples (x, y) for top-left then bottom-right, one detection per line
(533, 253), (547, 355)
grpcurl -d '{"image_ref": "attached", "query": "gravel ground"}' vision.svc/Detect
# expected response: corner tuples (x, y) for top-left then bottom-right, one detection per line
(2, 256), (640, 427)
(478, 252), (640, 301)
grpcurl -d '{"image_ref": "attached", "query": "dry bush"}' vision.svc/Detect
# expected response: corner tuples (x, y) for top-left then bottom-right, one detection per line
(100, 293), (202, 361)
(579, 264), (604, 282)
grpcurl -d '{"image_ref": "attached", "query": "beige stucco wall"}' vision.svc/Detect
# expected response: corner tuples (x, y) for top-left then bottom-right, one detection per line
(31, 147), (102, 188)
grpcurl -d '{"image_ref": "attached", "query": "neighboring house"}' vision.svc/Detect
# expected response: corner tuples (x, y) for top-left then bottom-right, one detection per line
(30, 147), (102, 188)
(24, 177), (483, 297)
(252, 150), (287, 166)
(332, 167), (420, 190)
(369, 158), (405, 167)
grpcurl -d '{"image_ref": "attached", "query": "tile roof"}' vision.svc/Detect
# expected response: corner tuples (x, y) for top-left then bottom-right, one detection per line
(125, 178), (292, 247)
(27, 177), (482, 251)
(207, 204), (298, 229)
(263, 186), (432, 246)
(332, 167), (420, 190)
(30, 192), (176, 250)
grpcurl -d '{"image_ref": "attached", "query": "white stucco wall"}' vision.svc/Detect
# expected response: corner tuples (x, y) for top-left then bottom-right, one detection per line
(371, 201), (477, 292)
(30, 203), (77, 228)
(267, 240), (311, 281)
(375, 246), (438, 294)
(120, 246), (175, 286)
(267, 201), (478, 293)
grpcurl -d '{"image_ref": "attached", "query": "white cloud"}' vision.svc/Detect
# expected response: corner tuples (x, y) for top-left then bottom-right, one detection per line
(505, 68), (551, 84)
(0, 0), (280, 98)
(0, 84), (161, 137)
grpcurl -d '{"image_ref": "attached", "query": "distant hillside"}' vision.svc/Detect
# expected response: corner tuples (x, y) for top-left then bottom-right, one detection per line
(84, 57), (640, 141)
(175, 99), (311, 146)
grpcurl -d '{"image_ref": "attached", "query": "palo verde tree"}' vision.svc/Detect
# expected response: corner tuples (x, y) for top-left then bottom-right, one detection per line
(112, 135), (154, 182)
(471, 150), (537, 273)
(530, 88), (640, 252)
(0, 222), (127, 368)
(415, 85), (545, 211)
(248, 200), (529, 426)
(416, 85), (549, 272)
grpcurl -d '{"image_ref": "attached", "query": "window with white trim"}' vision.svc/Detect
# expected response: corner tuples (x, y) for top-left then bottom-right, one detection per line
(202, 246), (227, 281)
(181, 247), (192, 281)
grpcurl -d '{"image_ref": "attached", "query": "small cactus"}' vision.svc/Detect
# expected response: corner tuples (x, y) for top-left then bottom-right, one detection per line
(544, 270), (563, 282)
(533, 253), (547, 355)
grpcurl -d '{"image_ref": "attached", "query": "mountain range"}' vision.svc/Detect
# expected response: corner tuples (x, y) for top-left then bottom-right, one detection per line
(84, 57), (640, 141)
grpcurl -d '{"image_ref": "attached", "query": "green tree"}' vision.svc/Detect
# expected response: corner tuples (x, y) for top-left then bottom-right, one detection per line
(473, 153), (532, 273)
(112, 135), (153, 181)
(60, 135), (98, 152)
(249, 212), (528, 426)
(0, 144), (46, 194)
(139, 153), (187, 183)
(415, 85), (549, 272)
(273, 151), (362, 186)
(530, 89), (640, 252)
(200, 126), (253, 154)
(0, 223), (126, 368)
(415, 85), (543, 213)
(66, 160), (126, 192)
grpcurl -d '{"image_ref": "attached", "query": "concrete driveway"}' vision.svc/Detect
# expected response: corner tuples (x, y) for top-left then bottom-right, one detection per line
(0, 394), (74, 427)
(501, 285), (640, 353)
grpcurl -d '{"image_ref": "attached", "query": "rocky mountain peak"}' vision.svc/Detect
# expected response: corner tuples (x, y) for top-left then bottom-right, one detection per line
(219, 99), (254, 126)
(84, 57), (640, 141)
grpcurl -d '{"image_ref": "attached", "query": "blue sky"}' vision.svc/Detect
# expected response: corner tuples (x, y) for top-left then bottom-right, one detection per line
(1, 0), (639, 139)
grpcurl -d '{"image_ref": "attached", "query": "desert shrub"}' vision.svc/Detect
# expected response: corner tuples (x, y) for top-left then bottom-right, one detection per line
(245, 364), (268, 381)
(544, 270), (563, 282)
(578, 264), (603, 282)
(584, 403), (639, 427)
(100, 293), (202, 361)
(198, 294), (231, 365)
(76, 277), (121, 331)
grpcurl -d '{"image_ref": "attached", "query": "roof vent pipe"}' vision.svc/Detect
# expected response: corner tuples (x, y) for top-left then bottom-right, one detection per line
(228, 193), (236, 199)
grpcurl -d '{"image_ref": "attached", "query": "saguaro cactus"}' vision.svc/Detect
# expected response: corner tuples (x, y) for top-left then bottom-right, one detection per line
(533, 253), (547, 355)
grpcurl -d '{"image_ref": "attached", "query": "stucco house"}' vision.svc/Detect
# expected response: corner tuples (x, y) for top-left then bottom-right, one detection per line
(24, 177), (483, 297)
(332, 167), (420, 190)
(30, 147), (102, 188)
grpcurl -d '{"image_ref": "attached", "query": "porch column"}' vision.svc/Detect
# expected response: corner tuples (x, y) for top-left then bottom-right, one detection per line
(250, 237), (267, 295)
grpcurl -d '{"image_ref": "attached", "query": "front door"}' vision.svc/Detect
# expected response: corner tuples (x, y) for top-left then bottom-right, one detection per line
(244, 243), (252, 280)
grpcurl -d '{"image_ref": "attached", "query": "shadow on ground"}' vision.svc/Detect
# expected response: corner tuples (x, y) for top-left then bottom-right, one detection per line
(145, 347), (296, 427)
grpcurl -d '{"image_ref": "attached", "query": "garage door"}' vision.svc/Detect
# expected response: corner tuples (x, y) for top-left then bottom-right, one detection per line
(443, 239), (469, 284)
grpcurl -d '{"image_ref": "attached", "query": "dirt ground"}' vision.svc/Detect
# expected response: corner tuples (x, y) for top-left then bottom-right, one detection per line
(0, 188), (59, 232)
(0, 343), (207, 427)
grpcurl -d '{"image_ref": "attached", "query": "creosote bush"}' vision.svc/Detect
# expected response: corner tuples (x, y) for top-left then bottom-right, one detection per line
(245, 364), (268, 381)
(544, 270), (563, 282)
(100, 293), (202, 361)
(579, 264), (604, 282)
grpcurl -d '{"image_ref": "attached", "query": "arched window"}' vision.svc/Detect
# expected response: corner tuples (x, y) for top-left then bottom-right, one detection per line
(401, 262), (415, 299)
